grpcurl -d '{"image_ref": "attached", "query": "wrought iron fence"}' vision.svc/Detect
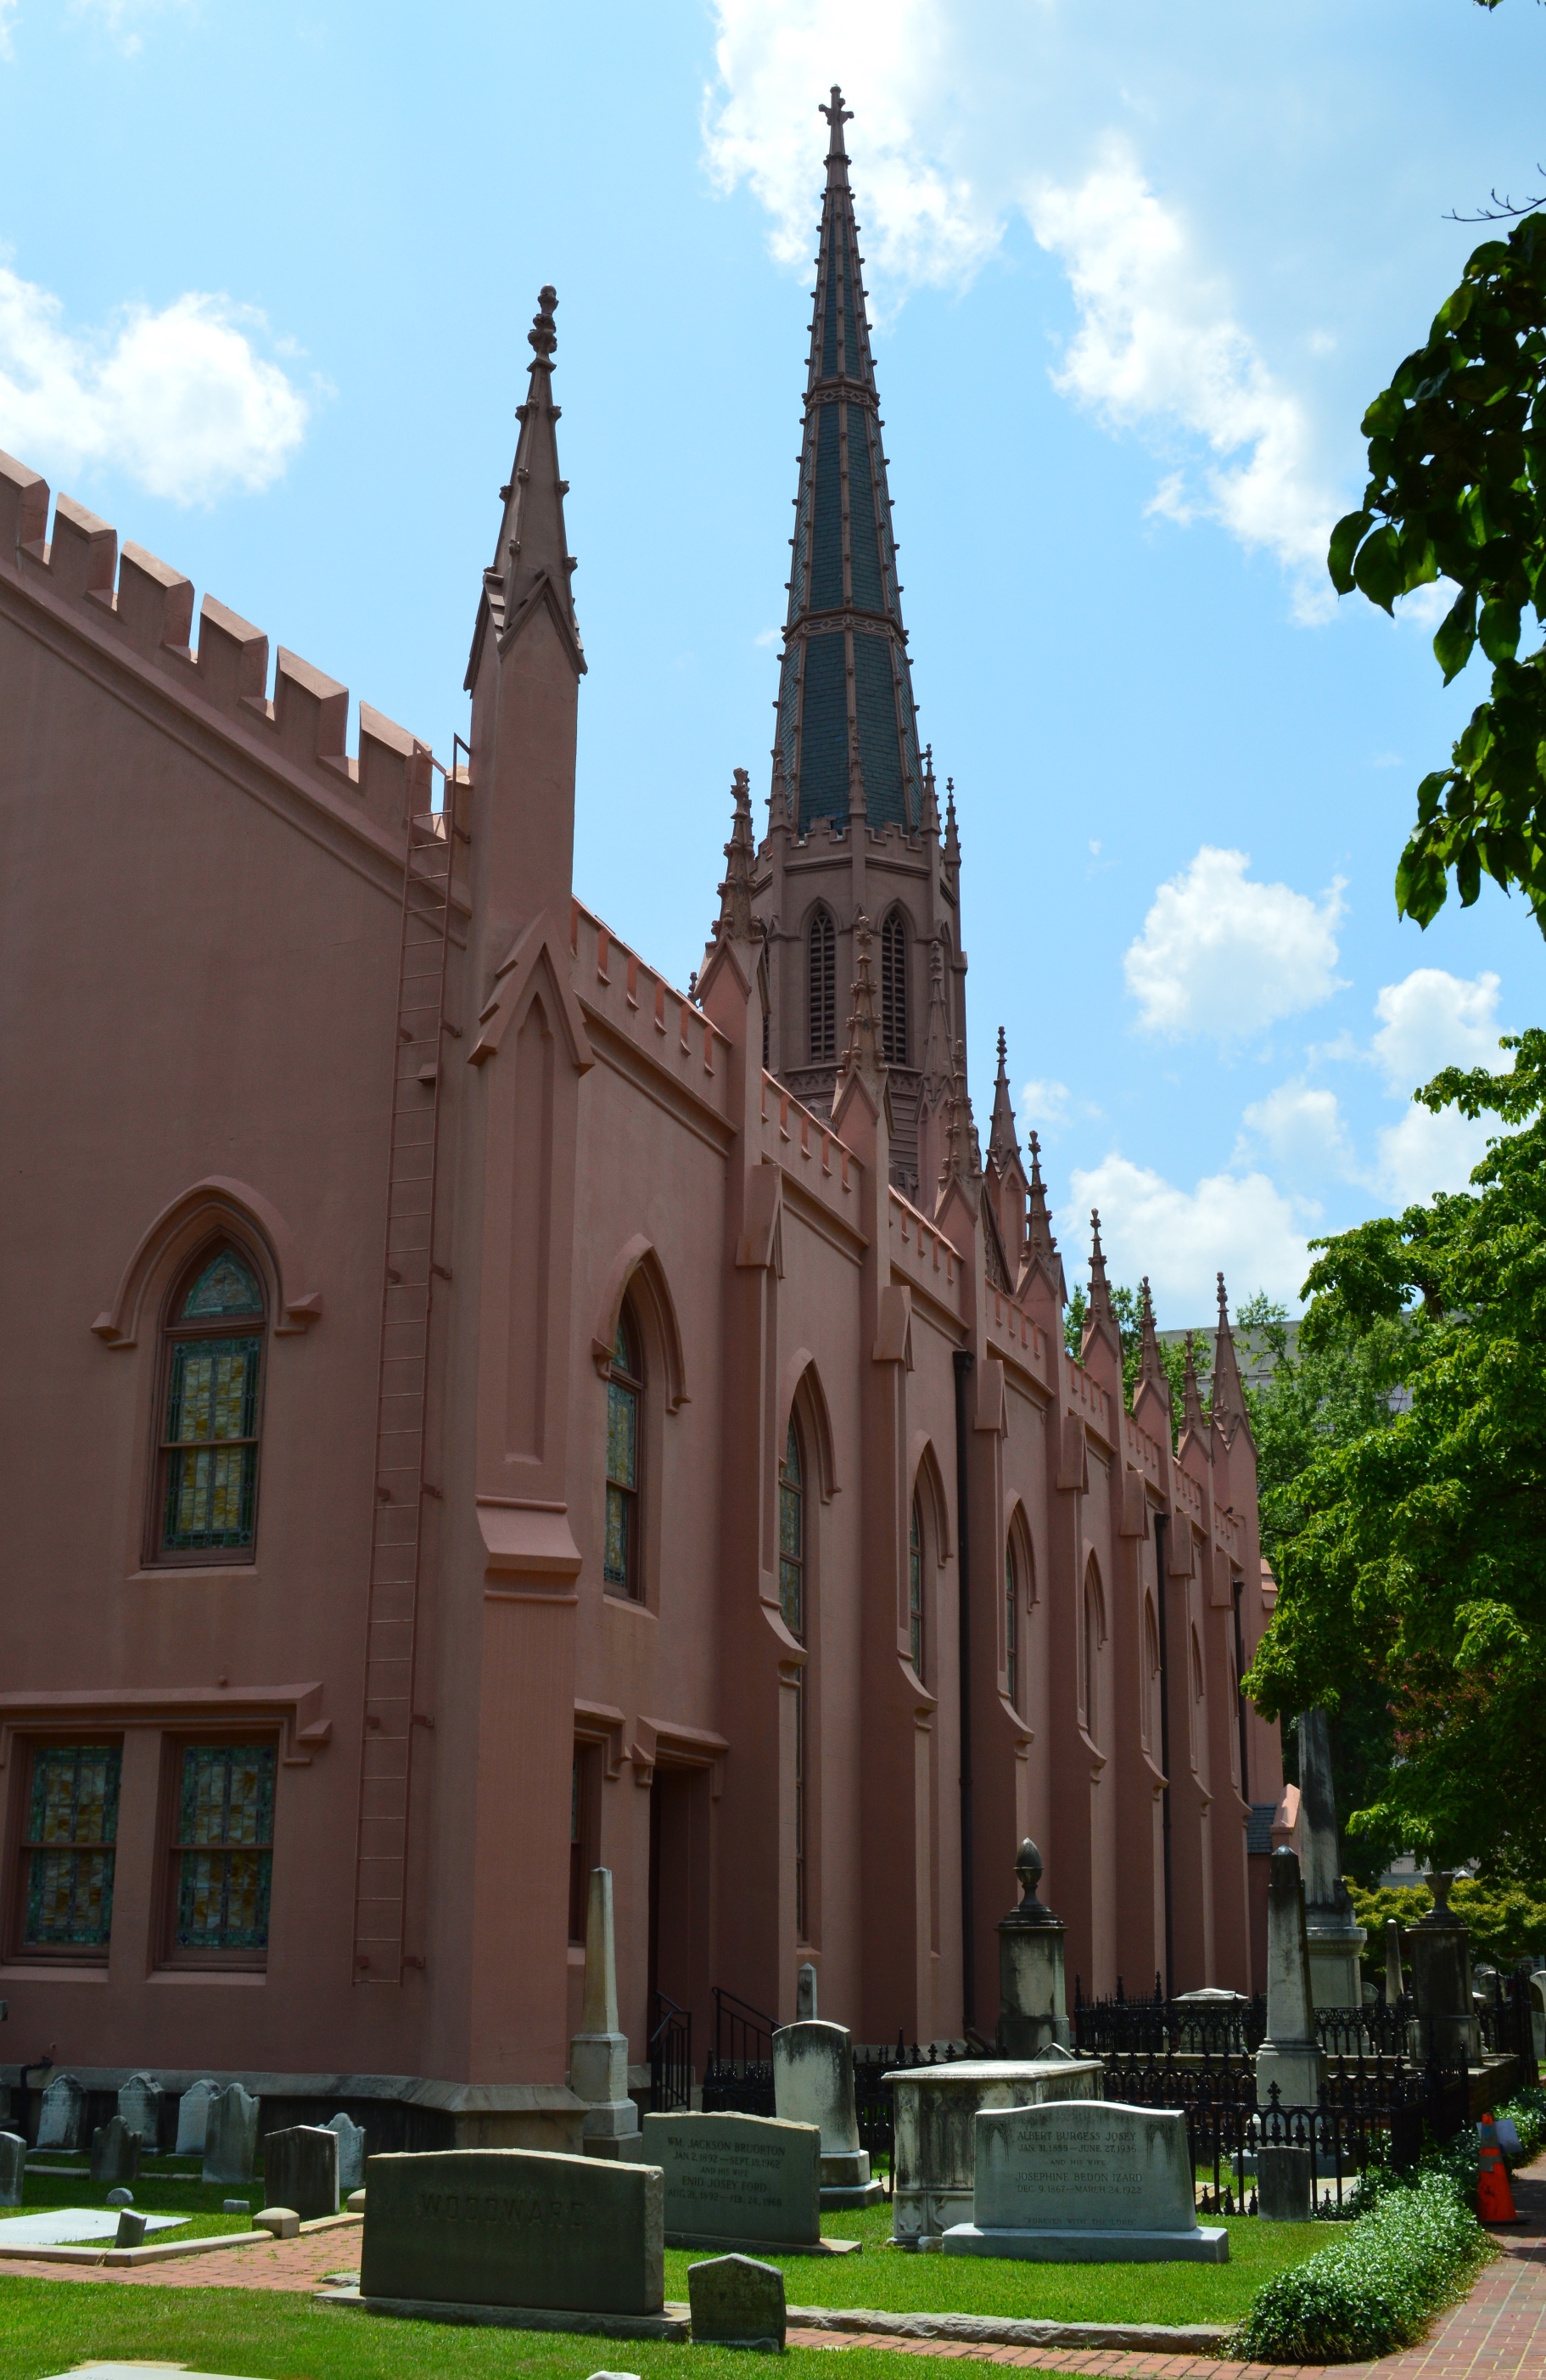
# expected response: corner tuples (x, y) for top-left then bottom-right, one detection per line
(1073, 1980), (1265, 2061)
(701, 1987), (776, 2116)
(1478, 1971), (1538, 2069)
(648, 1992), (693, 2115)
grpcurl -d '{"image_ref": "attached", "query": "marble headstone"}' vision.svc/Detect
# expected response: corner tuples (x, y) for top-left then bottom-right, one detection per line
(202, 2083), (260, 2186)
(772, 2020), (882, 2209)
(327, 2112), (367, 2194)
(90, 2118), (141, 2190)
(35, 2073), (85, 2152)
(263, 2124), (339, 2221)
(688, 2253), (787, 2350)
(641, 2110), (822, 2252)
(943, 2100), (1228, 2263)
(569, 1866), (642, 2159)
(114, 2209), (148, 2249)
(358, 2147), (665, 2315)
(1255, 1845), (1325, 2120)
(796, 1962), (818, 2019)
(176, 2080), (218, 2156)
(117, 2075), (164, 2149)
(0, 2130), (25, 2207)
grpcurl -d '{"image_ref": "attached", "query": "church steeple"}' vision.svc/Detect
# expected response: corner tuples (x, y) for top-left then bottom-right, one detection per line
(775, 87), (923, 834)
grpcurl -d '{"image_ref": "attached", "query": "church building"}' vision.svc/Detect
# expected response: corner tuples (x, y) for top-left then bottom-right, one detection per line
(0, 93), (1281, 2144)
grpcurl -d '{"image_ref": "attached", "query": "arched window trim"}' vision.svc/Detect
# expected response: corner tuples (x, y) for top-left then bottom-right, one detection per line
(880, 908), (909, 1067)
(1003, 1505), (1033, 1716)
(148, 1235), (268, 1568)
(603, 1298), (644, 1601)
(92, 1176), (319, 1350)
(779, 1351), (838, 1502)
(591, 1238), (688, 1412)
(1081, 1556), (1106, 1746)
(909, 1493), (926, 1681)
(808, 905), (837, 1064)
(1142, 1591), (1162, 1754)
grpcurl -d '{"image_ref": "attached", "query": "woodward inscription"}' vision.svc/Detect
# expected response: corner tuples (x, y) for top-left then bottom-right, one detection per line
(359, 2147), (665, 2313)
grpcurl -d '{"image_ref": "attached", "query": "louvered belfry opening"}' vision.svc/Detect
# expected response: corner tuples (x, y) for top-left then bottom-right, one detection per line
(809, 907), (837, 1062)
(775, 88), (923, 837)
(881, 910), (908, 1065)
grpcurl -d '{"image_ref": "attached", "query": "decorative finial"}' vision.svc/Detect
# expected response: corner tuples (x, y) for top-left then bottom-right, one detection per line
(714, 766), (757, 946)
(820, 84), (854, 160)
(528, 284), (558, 362)
(997, 1025), (1007, 1065)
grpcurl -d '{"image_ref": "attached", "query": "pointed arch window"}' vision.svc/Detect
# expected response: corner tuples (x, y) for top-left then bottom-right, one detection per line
(780, 1419), (808, 1938)
(909, 1494), (925, 1678)
(604, 1305), (643, 1599)
(1005, 1538), (1020, 1714)
(1143, 1594), (1162, 1754)
(154, 1245), (266, 1563)
(809, 907), (836, 1063)
(1083, 1559), (1105, 1747)
(881, 911), (908, 1065)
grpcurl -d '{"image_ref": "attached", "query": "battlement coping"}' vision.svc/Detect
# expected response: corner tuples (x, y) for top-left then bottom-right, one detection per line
(889, 1185), (961, 1280)
(0, 450), (435, 842)
(760, 1070), (857, 1195)
(569, 901), (731, 1100)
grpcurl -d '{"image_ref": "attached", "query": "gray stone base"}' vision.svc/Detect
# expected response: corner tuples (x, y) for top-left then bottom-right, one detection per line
(942, 2223), (1229, 2264)
(316, 2287), (689, 2338)
(666, 2231), (860, 2257)
(784, 2305), (1234, 2352)
(821, 2179), (886, 2210)
(581, 2135), (647, 2161)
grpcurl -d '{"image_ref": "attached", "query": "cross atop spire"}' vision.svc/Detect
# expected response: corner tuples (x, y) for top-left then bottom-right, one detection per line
(772, 92), (923, 835)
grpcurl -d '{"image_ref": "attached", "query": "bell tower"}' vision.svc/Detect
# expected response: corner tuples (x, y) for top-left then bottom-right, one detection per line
(753, 88), (966, 1201)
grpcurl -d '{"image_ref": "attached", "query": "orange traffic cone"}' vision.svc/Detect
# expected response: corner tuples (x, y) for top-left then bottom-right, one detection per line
(1478, 2115), (1519, 2224)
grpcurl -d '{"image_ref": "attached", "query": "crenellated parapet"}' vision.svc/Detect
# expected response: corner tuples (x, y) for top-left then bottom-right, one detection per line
(0, 450), (434, 843)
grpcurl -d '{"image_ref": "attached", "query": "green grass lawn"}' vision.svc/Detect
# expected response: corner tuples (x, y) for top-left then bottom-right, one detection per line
(1, 2164), (260, 2245)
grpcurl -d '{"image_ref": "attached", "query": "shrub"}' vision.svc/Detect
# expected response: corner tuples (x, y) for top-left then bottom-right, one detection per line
(1234, 2173), (1494, 2364)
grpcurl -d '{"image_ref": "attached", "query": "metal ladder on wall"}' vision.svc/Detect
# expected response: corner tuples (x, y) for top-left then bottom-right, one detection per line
(351, 738), (468, 1985)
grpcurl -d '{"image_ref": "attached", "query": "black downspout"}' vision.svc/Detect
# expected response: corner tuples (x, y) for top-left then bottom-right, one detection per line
(1153, 1513), (1175, 2000)
(953, 1348), (976, 2032)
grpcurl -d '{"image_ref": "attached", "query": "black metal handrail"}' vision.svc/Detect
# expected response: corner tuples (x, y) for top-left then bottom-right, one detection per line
(648, 1992), (693, 2114)
(711, 1985), (776, 2071)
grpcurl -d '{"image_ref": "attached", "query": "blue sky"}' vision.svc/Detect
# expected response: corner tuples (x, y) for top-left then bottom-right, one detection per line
(5, 0), (1545, 1322)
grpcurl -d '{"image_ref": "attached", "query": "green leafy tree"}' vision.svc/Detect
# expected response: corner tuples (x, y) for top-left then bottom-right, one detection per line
(1063, 1280), (1206, 1423)
(1347, 1876), (1546, 1981)
(1246, 1031), (1546, 1885)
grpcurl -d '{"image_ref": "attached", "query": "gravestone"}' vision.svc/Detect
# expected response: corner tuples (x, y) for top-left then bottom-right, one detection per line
(202, 2083), (260, 2186)
(35, 2073), (85, 2152)
(117, 2075), (164, 2148)
(358, 2147), (665, 2316)
(1408, 1873), (1482, 2068)
(796, 1962), (818, 2020)
(1297, 1709), (1366, 2008)
(569, 1866), (643, 2160)
(888, 2055), (1104, 2247)
(1255, 1845), (1325, 2129)
(0, 2130), (24, 2207)
(943, 2100), (1228, 2263)
(105, 2186), (133, 2206)
(114, 2209), (148, 2249)
(176, 2080), (218, 2156)
(772, 2020), (882, 2209)
(1258, 2146), (1314, 2224)
(641, 2110), (824, 2253)
(327, 2111), (367, 2193)
(688, 2253), (787, 2350)
(996, 1839), (1073, 2056)
(1386, 1919), (1405, 2006)
(90, 2118), (140, 2190)
(263, 2123), (339, 2220)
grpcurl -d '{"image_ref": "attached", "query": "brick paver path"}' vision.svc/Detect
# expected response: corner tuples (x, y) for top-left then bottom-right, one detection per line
(1, 2163), (1541, 2375)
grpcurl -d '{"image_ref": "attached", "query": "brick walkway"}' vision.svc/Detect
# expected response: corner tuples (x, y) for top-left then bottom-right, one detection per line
(0, 2165), (1540, 2374)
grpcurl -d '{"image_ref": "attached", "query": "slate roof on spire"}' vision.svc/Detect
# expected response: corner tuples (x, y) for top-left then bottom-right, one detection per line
(467, 284), (585, 689)
(774, 89), (923, 836)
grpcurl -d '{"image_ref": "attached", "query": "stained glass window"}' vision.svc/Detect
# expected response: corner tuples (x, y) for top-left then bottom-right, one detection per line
(779, 1421), (804, 1642)
(21, 1744), (120, 1951)
(1005, 1540), (1019, 1714)
(171, 1743), (275, 1956)
(909, 1496), (924, 1678)
(157, 1244), (264, 1560)
(605, 1308), (641, 1598)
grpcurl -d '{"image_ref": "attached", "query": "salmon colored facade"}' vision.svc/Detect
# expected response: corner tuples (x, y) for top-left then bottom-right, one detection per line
(0, 99), (1281, 2142)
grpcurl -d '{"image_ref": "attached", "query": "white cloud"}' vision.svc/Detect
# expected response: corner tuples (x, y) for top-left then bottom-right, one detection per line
(70, 0), (193, 55)
(0, 0), (17, 61)
(0, 266), (309, 502)
(1019, 1077), (1073, 1136)
(1236, 1080), (1360, 1183)
(1124, 845), (1346, 1041)
(1375, 1103), (1491, 1209)
(1071, 1151), (1314, 1317)
(1027, 138), (1339, 617)
(1371, 968), (1503, 1095)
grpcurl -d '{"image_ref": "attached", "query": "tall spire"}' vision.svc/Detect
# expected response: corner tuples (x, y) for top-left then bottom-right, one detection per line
(1082, 1208), (1121, 1362)
(838, 911), (888, 1090)
(714, 766), (757, 946)
(468, 284), (585, 690)
(1211, 1271), (1253, 1446)
(1181, 1331), (1208, 1440)
(988, 1026), (1018, 1170)
(773, 90), (922, 835)
(1135, 1276), (1170, 1410)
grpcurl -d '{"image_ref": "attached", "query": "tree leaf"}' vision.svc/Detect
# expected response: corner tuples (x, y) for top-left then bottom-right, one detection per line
(1434, 587), (1479, 683)
(1353, 524), (1403, 614)
(1479, 596), (1523, 664)
(1328, 510), (1373, 595)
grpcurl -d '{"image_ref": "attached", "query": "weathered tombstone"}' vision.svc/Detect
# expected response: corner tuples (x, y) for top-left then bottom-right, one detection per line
(1297, 1709), (1366, 2008)
(1386, 1918), (1405, 2006)
(0, 2130), (24, 2207)
(996, 1839), (1072, 2055)
(114, 2209), (148, 2248)
(105, 2186), (133, 2206)
(688, 2253), (787, 2350)
(117, 2074), (164, 2149)
(570, 1867), (643, 2159)
(1257, 2145), (1314, 2224)
(263, 2123), (339, 2221)
(90, 2117), (140, 2189)
(357, 2147), (666, 2318)
(1408, 1872), (1481, 2068)
(1256, 1847), (1325, 2108)
(796, 1962), (818, 2020)
(202, 2082), (260, 2185)
(1530, 1971), (1545, 2067)
(888, 2054), (1104, 2247)
(175, 2079), (218, 2156)
(641, 2110), (825, 2254)
(35, 2073), (85, 2152)
(942, 2100), (1228, 2263)
(772, 2020), (882, 2209)
(327, 2111), (367, 2194)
